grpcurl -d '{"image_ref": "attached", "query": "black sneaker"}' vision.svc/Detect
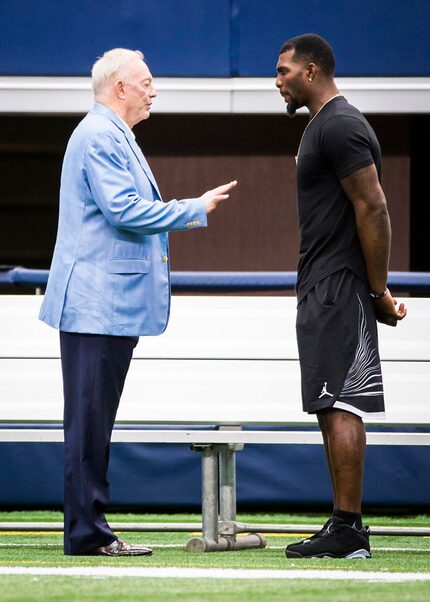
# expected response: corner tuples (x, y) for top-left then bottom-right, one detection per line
(300, 518), (332, 542)
(285, 517), (371, 559)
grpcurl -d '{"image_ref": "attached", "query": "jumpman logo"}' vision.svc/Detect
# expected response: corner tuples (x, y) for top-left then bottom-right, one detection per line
(318, 381), (333, 398)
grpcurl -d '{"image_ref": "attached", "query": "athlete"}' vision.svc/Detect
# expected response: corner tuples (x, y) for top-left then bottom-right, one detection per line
(275, 33), (407, 558)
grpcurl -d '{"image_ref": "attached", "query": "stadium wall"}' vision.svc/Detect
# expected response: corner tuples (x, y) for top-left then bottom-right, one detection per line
(0, 0), (429, 77)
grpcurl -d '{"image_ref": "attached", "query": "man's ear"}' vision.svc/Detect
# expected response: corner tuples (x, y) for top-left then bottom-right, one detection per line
(114, 79), (126, 100)
(306, 63), (317, 82)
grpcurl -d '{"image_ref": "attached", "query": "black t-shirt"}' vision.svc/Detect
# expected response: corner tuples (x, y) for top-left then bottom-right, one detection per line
(295, 95), (382, 303)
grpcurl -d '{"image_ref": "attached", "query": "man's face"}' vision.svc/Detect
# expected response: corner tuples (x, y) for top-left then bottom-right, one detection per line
(275, 50), (308, 117)
(121, 59), (157, 126)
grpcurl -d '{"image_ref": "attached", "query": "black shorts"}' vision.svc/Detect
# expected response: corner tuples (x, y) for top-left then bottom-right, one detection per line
(296, 268), (385, 418)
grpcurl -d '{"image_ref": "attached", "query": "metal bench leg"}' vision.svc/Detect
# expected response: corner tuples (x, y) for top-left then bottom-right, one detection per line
(219, 445), (237, 522)
(187, 443), (266, 552)
(218, 444), (266, 551)
(187, 444), (228, 551)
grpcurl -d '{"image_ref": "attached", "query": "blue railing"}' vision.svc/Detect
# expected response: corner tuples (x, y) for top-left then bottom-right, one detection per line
(1, 267), (430, 293)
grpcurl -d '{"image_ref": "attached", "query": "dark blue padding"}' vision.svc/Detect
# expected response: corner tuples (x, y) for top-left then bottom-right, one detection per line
(1, 267), (429, 293)
(0, 1), (231, 76)
(235, 0), (430, 76)
(0, 424), (219, 431)
(0, 1), (428, 76)
(0, 432), (429, 508)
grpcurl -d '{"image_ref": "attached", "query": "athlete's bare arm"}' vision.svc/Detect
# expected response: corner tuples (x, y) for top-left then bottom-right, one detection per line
(341, 164), (407, 327)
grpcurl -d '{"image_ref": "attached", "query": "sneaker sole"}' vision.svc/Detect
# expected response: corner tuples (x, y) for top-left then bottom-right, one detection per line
(345, 549), (371, 559)
(286, 548), (371, 559)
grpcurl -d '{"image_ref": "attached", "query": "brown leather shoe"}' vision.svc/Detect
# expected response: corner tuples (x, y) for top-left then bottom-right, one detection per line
(87, 538), (152, 556)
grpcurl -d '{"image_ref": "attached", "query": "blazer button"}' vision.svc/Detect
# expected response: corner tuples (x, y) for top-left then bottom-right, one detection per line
(161, 256), (168, 263)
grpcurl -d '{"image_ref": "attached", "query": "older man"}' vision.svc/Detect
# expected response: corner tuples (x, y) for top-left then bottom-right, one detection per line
(40, 48), (236, 556)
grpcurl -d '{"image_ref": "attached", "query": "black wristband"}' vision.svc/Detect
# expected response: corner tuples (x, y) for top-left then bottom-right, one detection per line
(369, 288), (388, 300)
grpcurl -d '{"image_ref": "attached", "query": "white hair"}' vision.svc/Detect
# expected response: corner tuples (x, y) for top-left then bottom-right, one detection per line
(91, 48), (144, 97)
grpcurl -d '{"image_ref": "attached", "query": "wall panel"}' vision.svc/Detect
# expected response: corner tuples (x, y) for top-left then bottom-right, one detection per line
(0, 1), (231, 76)
(235, 0), (430, 76)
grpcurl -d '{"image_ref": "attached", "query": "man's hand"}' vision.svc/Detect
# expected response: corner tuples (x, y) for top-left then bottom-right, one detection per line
(373, 290), (407, 327)
(201, 180), (237, 214)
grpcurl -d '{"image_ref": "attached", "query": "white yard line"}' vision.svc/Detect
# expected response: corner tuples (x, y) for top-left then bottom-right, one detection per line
(373, 547), (430, 553)
(0, 566), (430, 582)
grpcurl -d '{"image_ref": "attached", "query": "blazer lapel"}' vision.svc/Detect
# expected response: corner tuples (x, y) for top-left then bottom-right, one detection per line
(123, 130), (162, 200)
(91, 103), (162, 200)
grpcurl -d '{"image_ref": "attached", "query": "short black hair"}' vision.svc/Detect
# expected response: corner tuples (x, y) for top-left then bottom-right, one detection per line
(280, 33), (335, 77)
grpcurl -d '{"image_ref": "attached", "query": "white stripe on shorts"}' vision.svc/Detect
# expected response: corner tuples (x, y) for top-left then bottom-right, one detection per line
(333, 400), (386, 420)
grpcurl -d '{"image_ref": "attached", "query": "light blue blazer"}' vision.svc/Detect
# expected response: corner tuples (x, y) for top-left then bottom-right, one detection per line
(39, 103), (207, 336)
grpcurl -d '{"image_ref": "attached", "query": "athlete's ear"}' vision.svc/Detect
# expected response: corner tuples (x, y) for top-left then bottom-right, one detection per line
(306, 63), (316, 82)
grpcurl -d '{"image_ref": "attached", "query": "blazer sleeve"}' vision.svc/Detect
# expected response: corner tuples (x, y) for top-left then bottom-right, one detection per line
(84, 130), (207, 234)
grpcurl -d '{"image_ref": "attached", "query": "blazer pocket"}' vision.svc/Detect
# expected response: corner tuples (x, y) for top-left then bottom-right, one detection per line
(107, 258), (150, 274)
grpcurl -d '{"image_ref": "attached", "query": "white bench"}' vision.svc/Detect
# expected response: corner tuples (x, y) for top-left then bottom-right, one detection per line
(0, 295), (429, 551)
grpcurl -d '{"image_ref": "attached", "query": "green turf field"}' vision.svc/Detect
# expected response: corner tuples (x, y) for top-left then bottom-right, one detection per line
(0, 511), (429, 601)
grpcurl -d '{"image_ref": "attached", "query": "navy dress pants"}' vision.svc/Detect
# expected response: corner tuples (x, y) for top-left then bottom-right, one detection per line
(60, 331), (138, 555)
